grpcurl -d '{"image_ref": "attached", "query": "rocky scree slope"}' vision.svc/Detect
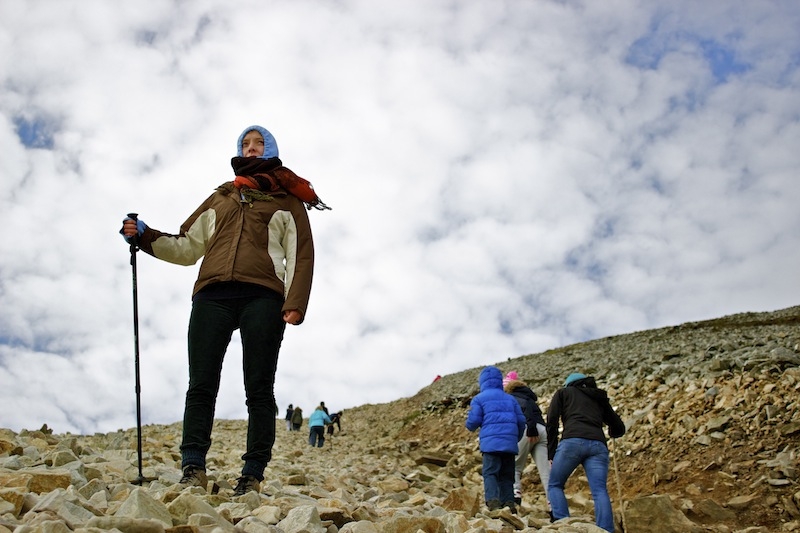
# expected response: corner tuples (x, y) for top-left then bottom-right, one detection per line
(384, 305), (800, 531)
(0, 305), (798, 532)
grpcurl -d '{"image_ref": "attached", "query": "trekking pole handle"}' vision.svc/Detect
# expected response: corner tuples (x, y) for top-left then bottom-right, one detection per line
(127, 213), (139, 250)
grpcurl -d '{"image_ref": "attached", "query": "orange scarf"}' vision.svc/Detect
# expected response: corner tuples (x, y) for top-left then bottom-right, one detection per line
(231, 157), (330, 211)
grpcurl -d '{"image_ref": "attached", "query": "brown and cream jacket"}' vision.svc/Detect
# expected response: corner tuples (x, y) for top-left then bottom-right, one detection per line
(136, 181), (314, 321)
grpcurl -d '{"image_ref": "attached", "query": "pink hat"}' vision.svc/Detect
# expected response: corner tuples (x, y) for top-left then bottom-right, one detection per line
(502, 371), (518, 387)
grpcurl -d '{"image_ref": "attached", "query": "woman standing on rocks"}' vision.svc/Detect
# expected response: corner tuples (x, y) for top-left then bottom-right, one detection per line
(546, 373), (626, 532)
(120, 124), (328, 496)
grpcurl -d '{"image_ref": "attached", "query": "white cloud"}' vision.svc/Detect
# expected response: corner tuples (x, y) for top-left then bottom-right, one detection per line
(0, 0), (798, 434)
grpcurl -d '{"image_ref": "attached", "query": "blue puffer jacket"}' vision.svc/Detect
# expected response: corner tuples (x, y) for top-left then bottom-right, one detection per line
(466, 366), (526, 453)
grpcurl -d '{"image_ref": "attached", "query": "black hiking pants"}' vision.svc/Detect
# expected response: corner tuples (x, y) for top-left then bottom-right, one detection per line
(180, 296), (285, 478)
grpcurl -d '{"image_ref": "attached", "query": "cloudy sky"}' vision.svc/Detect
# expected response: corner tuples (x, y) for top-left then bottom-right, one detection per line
(1, 0), (798, 435)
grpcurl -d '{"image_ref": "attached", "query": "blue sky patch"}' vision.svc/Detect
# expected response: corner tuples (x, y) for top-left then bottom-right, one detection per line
(14, 115), (55, 149)
(626, 25), (750, 83)
(699, 38), (750, 82)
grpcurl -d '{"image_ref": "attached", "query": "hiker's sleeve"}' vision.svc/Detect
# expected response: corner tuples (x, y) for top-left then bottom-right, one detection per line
(139, 194), (216, 265)
(604, 401), (626, 438)
(465, 399), (483, 432)
(546, 392), (562, 460)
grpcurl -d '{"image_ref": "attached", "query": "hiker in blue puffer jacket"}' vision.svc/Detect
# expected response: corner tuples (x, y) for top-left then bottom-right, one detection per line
(466, 366), (526, 513)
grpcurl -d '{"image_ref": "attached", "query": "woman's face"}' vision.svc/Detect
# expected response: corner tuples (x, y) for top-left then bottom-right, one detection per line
(241, 130), (265, 157)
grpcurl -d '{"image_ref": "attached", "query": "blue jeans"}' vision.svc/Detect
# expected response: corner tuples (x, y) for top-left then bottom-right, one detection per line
(548, 438), (613, 532)
(482, 452), (516, 506)
(181, 297), (285, 480)
(309, 426), (325, 447)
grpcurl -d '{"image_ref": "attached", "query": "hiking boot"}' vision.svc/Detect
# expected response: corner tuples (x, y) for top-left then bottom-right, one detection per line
(179, 465), (207, 488)
(502, 501), (517, 514)
(233, 475), (260, 496)
(486, 499), (501, 511)
(513, 497), (522, 505)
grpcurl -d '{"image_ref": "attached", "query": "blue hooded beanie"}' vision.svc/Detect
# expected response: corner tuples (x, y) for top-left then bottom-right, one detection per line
(237, 125), (279, 159)
(465, 366), (526, 453)
(564, 372), (587, 387)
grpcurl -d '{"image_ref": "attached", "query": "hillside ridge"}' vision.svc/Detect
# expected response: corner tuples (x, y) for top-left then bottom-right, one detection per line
(0, 305), (798, 532)
(343, 304), (800, 531)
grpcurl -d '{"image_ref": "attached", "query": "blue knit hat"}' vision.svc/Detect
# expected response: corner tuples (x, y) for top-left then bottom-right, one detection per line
(237, 125), (279, 159)
(564, 373), (586, 387)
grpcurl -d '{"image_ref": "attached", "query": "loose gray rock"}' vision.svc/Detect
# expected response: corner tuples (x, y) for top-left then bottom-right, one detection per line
(0, 305), (798, 532)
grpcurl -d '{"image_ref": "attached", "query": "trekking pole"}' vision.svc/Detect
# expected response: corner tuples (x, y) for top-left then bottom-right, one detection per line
(611, 437), (627, 532)
(128, 213), (145, 485)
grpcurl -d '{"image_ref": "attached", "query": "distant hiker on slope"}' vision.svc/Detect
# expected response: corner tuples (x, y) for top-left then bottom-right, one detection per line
(285, 404), (294, 431)
(327, 411), (341, 436)
(308, 405), (333, 447)
(292, 405), (304, 431)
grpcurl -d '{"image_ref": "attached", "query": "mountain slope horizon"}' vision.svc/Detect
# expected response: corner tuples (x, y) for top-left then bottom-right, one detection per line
(344, 303), (800, 531)
(2, 304), (797, 531)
